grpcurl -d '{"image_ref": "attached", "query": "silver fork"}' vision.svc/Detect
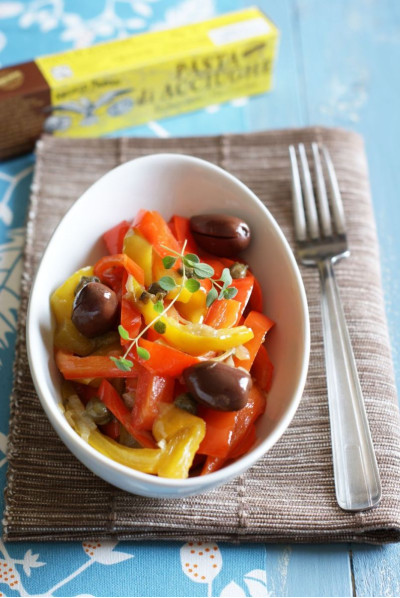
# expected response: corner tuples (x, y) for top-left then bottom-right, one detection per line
(289, 142), (382, 511)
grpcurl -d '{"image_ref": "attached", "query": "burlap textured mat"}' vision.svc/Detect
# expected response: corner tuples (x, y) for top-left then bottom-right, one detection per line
(4, 128), (400, 543)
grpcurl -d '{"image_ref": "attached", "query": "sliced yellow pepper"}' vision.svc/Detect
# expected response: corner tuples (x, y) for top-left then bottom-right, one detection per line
(137, 299), (254, 355)
(51, 267), (95, 356)
(64, 395), (162, 474)
(153, 404), (206, 479)
(152, 252), (192, 303)
(177, 287), (208, 323)
(123, 229), (153, 287)
(89, 430), (162, 474)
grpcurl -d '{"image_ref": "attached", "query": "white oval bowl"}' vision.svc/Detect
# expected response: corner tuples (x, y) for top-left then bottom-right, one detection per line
(27, 153), (310, 498)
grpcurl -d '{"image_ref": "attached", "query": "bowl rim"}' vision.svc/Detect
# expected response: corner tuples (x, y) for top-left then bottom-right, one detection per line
(27, 152), (310, 491)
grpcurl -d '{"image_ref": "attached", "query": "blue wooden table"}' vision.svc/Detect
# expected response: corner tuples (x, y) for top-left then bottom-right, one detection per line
(0, 1), (399, 596)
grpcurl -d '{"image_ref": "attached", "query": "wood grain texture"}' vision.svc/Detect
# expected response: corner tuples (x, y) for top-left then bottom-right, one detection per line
(292, 0), (400, 596)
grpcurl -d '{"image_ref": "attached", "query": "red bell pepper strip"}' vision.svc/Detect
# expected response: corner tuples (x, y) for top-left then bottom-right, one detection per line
(197, 408), (237, 458)
(100, 419), (120, 440)
(170, 215), (198, 254)
(73, 382), (99, 405)
(103, 220), (131, 255)
(98, 379), (156, 448)
(229, 424), (257, 459)
(233, 311), (274, 371)
(249, 275), (264, 312)
(129, 339), (201, 377)
(204, 299), (241, 329)
(120, 297), (142, 345)
(93, 253), (144, 289)
(200, 384), (266, 475)
(133, 210), (181, 257)
(131, 366), (175, 431)
(251, 344), (274, 392)
(55, 349), (139, 379)
(230, 275), (254, 323)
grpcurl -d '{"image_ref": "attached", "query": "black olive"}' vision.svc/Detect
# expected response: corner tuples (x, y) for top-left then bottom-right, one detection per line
(190, 214), (251, 257)
(183, 361), (252, 411)
(72, 281), (119, 338)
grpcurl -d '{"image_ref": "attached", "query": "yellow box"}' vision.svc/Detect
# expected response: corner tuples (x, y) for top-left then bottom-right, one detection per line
(0, 7), (278, 158)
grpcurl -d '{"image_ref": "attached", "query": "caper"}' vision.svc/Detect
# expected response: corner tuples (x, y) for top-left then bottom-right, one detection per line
(119, 425), (141, 448)
(140, 291), (153, 304)
(229, 262), (248, 279)
(174, 392), (198, 415)
(74, 275), (100, 296)
(85, 397), (112, 425)
(148, 282), (167, 297)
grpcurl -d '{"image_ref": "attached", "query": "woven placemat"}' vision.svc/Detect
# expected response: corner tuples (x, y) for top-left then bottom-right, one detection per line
(4, 127), (400, 543)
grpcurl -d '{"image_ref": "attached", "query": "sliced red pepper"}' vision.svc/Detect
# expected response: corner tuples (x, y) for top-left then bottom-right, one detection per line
(251, 344), (274, 392)
(170, 215), (198, 254)
(93, 254), (144, 291)
(98, 379), (156, 448)
(249, 275), (264, 312)
(197, 408), (237, 458)
(233, 311), (274, 371)
(131, 366), (175, 431)
(103, 220), (131, 255)
(129, 339), (201, 377)
(120, 297), (142, 344)
(230, 275), (254, 323)
(73, 382), (99, 405)
(200, 384), (266, 474)
(100, 419), (120, 440)
(55, 349), (139, 380)
(229, 423), (257, 459)
(133, 210), (181, 257)
(204, 299), (241, 329)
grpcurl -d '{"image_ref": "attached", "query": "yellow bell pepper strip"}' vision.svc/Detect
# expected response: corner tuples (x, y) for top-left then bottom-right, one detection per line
(51, 267), (96, 356)
(177, 287), (208, 324)
(152, 252), (192, 303)
(64, 395), (162, 473)
(136, 299), (254, 356)
(89, 430), (162, 473)
(153, 404), (206, 478)
(123, 229), (153, 286)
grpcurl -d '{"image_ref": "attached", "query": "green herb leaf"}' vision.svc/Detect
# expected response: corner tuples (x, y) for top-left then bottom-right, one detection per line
(193, 262), (215, 279)
(206, 287), (218, 307)
(162, 255), (177, 269)
(185, 278), (201, 293)
(183, 253), (200, 267)
(110, 356), (134, 371)
(118, 325), (130, 340)
(137, 346), (150, 361)
(154, 320), (167, 334)
(223, 286), (238, 300)
(158, 276), (177, 291)
(220, 267), (232, 289)
(153, 300), (164, 313)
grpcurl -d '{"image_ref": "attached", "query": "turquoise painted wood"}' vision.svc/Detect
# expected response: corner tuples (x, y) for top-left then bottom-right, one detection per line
(0, 0), (399, 596)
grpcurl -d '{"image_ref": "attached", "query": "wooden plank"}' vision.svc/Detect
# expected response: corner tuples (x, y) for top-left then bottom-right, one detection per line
(266, 544), (353, 597)
(296, 0), (400, 596)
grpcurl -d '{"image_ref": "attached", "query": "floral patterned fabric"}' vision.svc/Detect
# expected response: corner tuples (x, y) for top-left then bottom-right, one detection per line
(0, 1), (273, 596)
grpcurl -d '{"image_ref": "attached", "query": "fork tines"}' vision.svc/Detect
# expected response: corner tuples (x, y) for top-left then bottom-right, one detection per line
(289, 143), (346, 242)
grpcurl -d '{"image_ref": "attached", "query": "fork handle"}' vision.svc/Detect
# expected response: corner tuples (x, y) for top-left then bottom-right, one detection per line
(318, 259), (382, 511)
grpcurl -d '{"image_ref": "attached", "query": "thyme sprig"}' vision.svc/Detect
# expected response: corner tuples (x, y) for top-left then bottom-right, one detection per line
(110, 241), (238, 372)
